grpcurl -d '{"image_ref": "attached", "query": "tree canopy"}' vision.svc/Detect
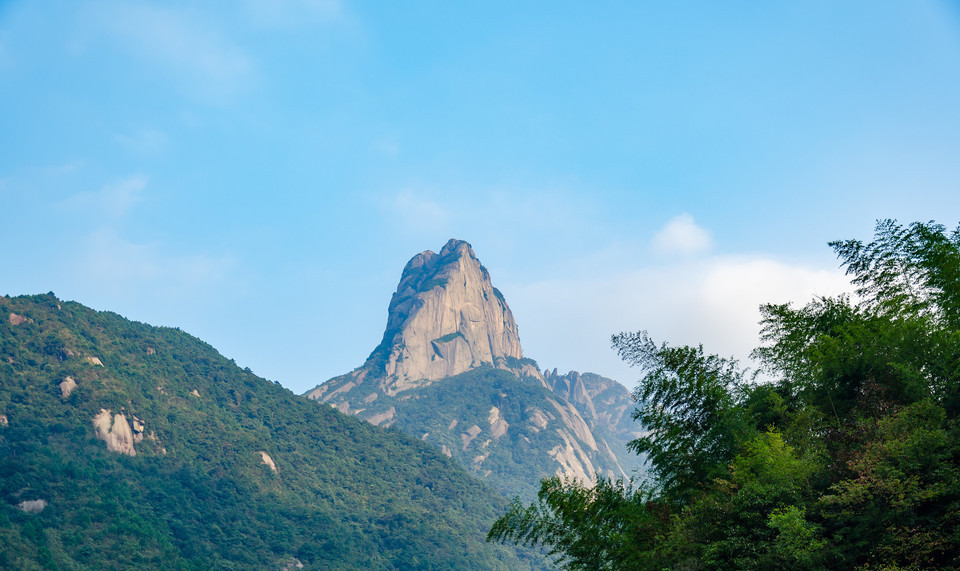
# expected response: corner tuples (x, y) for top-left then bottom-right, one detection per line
(489, 219), (960, 570)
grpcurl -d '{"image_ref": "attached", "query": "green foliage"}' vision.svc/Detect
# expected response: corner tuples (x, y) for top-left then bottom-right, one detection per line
(0, 293), (543, 569)
(432, 330), (466, 344)
(612, 332), (748, 504)
(767, 505), (825, 567)
(490, 220), (960, 569)
(831, 219), (960, 329)
(360, 365), (639, 502)
(421, 277), (450, 290)
(494, 355), (540, 372)
(488, 476), (661, 570)
(819, 398), (960, 568)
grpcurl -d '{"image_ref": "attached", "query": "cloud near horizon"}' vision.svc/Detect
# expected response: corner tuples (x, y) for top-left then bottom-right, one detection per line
(504, 252), (852, 385)
(652, 213), (713, 257)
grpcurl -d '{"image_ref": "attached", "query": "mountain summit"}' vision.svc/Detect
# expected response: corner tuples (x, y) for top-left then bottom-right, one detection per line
(368, 239), (526, 393)
(307, 239), (642, 499)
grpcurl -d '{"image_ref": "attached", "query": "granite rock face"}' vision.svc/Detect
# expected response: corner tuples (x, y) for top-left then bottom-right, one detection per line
(93, 409), (137, 456)
(373, 239), (525, 393)
(306, 239), (644, 496)
(544, 369), (642, 443)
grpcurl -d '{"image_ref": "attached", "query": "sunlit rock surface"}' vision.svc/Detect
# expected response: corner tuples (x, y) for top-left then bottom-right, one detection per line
(306, 239), (645, 497)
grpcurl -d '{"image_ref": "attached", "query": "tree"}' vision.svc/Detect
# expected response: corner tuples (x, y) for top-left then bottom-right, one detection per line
(612, 331), (749, 504)
(831, 219), (960, 329)
(487, 476), (662, 570)
(489, 220), (960, 569)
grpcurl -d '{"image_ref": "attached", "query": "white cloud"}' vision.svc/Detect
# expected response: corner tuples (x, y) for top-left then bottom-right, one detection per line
(652, 213), (712, 256)
(62, 175), (147, 219)
(693, 256), (852, 360)
(86, 2), (253, 100)
(504, 253), (852, 386)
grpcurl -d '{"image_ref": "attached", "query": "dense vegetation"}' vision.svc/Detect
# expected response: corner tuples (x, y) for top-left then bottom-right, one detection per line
(378, 365), (641, 502)
(0, 294), (545, 569)
(317, 356), (642, 505)
(389, 366), (569, 500)
(489, 220), (960, 569)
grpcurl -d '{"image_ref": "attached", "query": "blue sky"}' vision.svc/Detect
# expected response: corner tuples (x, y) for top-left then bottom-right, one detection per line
(2, 1), (959, 392)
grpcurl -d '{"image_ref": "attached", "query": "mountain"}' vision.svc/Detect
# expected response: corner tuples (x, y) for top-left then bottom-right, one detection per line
(0, 293), (546, 569)
(306, 239), (643, 500)
(366, 239), (529, 391)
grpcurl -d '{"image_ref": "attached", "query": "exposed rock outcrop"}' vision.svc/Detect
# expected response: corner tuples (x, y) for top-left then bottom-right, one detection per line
(259, 451), (278, 472)
(367, 239), (526, 393)
(305, 238), (644, 494)
(279, 556), (304, 570)
(93, 409), (137, 456)
(130, 415), (146, 443)
(307, 239), (547, 404)
(8, 313), (31, 325)
(488, 406), (508, 439)
(461, 424), (482, 450)
(60, 376), (77, 398)
(367, 406), (397, 427)
(18, 499), (47, 514)
(549, 429), (597, 483)
(544, 369), (638, 436)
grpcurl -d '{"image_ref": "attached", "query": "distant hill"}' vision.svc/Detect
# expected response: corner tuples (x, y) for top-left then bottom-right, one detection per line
(0, 293), (545, 569)
(306, 239), (643, 500)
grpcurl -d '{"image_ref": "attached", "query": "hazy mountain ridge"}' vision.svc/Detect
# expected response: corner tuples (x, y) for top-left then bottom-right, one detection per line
(544, 369), (643, 446)
(0, 293), (546, 569)
(307, 239), (643, 499)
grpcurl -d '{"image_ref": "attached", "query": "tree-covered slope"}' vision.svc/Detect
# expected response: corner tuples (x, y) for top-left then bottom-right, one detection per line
(0, 293), (545, 570)
(334, 365), (641, 503)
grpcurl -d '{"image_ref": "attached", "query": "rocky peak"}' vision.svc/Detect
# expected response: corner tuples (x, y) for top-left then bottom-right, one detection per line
(304, 241), (644, 494)
(366, 239), (525, 394)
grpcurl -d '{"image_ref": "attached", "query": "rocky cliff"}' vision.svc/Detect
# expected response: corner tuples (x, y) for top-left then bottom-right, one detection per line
(544, 369), (641, 443)
(370, 239), (529, 393)
(306, 239), (644, 498)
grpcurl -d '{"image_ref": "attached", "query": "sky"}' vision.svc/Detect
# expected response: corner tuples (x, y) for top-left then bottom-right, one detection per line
(2, 1), (959, 393)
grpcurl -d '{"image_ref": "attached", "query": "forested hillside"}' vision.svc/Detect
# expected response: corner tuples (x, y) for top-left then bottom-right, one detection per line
(490, 220), (960, 570)
(340, 365), (642, 502)
(0, 293), (545, 569)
